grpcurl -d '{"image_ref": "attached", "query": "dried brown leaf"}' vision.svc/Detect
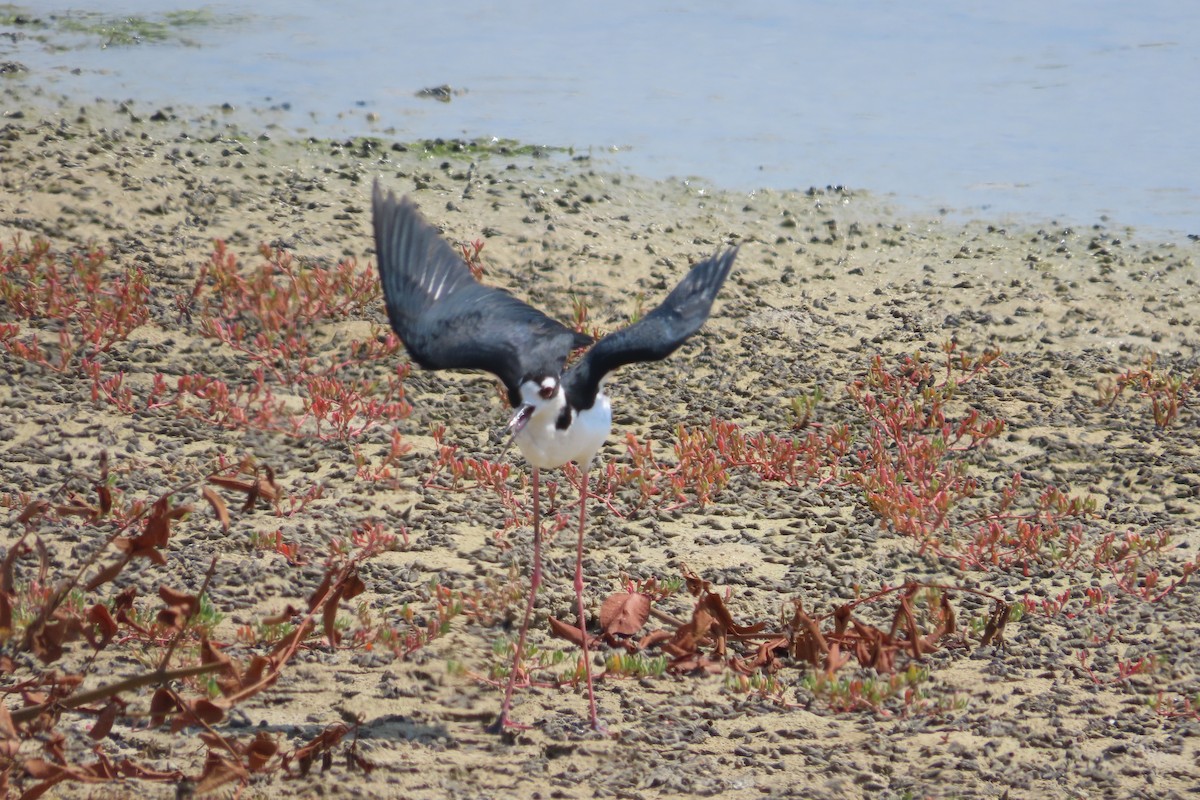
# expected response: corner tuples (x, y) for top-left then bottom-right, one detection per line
(307, 571), (334, 613)
(940, 594), (957, 635)
(322, 584), (345, 647)
(202, 485), (230, 531)
(897, 594), (924, 660)
(200, 637), (232, 668)
(681, 566), (709, 597)
(696, 591), (763, 637)
(246, 731), (278, 772)
(22, 758), (67, 780)
(242, 655), (272, 687)
(826, 640), (852, 673)
(112, 586), (137, 615)
(29, 618), (77, 664)
(548, 615), (587, 646)
(156, 607), (186, 630)
(832, 603), (852, 637)
(170, 697), (227, 733)
(21, 777), (68, 800)
(97, 484), (113, 516)
(290, 723), (350, 767)
(0, 704), (19, 758)
(741, 635), (789, 672)
(17, 499), (49, 525)
(208, 474), (255, 494)
(209, 474), (277, 502)
(262, 604), (300, 626)
(149, 687), (178, 728)
(919, 594), (956, 652)
(0, 593), (12, 633)
(637, 628), (674, 651)
(158, 585), (199, 617)
(148, 548), (171, 566)
(343, 570), (366, 600)
(143, 511), (171, 549)
(599, 592), (651, 636)
(980, 602), (1010, 647)
(788, 601), (829, 667)
(850, 618), (897, 672)
(33, 537), (49, 584)
(1, 537), (29, 595)
(131, 547), (167, 566)
(86, 603), (119, 649)
(349, 751), (376, 774)
(193, 754), (248, 796)
(663, 606), (715, 657)
(54, 502), (97, 519)
(263, 464), (279, 500)
(165, 503), (193, 521)
(88, 701), (119, 741)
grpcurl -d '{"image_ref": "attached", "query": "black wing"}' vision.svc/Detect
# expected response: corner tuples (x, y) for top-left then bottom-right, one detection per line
(372, 180), (592, 406)
(563, 247), (737, 410)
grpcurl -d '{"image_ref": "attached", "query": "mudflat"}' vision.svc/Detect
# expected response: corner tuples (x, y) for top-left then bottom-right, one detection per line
(1, 93), (1198, 799)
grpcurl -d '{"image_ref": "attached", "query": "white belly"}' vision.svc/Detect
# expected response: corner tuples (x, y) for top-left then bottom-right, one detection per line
(515, 394), (612, 470)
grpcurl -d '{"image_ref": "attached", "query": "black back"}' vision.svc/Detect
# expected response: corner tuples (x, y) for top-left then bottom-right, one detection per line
(372, 180), (592, 406)
(563, 247), (738, 411)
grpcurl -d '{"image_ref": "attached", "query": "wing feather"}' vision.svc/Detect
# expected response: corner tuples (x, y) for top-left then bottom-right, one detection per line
(372, 180), (591, 405)
(563, 247), (737, 410)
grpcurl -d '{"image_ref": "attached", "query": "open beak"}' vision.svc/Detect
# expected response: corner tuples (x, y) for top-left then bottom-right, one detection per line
(508, 404), (534, 435)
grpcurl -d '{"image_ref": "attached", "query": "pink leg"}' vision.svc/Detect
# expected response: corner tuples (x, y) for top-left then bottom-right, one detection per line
(575, 465), (605, 732)
(491, 466), (542, 732)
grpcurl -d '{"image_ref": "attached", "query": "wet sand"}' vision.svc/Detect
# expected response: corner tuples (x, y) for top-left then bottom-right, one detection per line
(1, 91), (1199, 799)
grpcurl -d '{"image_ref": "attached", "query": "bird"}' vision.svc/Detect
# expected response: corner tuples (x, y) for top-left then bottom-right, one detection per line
(371, 179), (737, 732)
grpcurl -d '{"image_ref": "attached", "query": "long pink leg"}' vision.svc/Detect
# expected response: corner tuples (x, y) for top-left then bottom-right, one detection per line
(575, 464), (604, 732)
(491, 466), (542, 732)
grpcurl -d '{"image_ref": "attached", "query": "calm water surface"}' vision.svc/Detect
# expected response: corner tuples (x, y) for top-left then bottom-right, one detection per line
(4, 1), (1198, 236)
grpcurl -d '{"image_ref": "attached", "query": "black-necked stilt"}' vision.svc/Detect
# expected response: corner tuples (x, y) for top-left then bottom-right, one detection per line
(372, 179), (737, 731)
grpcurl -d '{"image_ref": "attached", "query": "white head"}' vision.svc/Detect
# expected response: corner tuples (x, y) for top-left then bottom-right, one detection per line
(508, 376), (564, 435)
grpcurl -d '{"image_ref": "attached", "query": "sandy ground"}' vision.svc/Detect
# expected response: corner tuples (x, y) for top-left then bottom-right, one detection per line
(2, 89), (1199, 800)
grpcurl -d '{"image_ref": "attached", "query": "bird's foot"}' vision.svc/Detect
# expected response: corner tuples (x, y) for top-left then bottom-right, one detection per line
(486, 713), (533, 735)
(589, 716), (613, 737)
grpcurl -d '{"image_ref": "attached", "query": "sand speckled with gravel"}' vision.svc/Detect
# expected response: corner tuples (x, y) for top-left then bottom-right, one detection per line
(1, 89), (1199, 800)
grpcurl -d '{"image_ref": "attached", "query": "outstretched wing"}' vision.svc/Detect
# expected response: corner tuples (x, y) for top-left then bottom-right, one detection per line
(563, 247), (737, 410)
(372, 180), (592, 406)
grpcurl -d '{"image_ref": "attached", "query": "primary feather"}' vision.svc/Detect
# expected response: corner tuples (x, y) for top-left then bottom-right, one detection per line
(562, 247), (738, 411)
(372, 180), (591, 406)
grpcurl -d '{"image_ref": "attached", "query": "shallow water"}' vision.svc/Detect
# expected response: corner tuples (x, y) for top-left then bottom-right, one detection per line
(4, 0), (1198, 235)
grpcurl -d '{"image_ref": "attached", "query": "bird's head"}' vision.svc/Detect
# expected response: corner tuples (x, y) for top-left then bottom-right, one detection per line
(508, 375), (563, 435)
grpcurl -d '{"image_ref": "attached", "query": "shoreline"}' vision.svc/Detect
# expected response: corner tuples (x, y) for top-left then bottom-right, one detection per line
(4, 79), (1197, 246)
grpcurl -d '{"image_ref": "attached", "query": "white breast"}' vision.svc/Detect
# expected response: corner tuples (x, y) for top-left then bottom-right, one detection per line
(515, 392), (612, 470)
